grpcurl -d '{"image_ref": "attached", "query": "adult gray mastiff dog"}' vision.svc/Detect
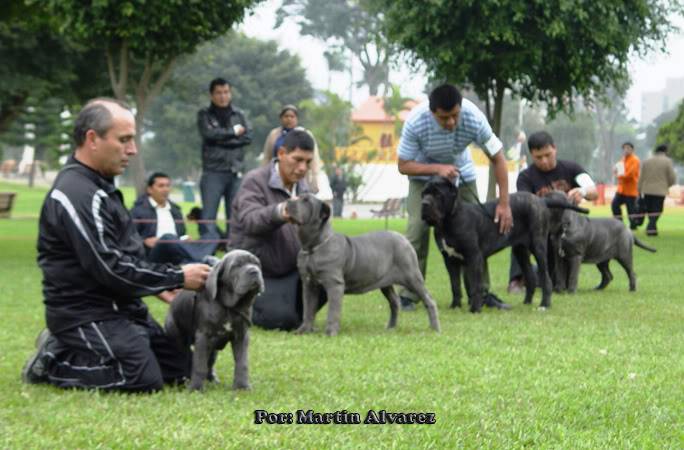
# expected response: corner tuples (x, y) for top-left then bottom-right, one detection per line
(420, 177), (588, 312)
(165, 250), (264, 391)
(555, 208), (656, 292)
(286, 194), (440, 336)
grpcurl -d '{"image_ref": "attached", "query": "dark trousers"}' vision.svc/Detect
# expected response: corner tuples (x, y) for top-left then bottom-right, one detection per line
(611, 193), (639, 229)
(148, 233), (219, 265)
(252, 271), (327, 331)
(643, 194), (665, 232)
(200, 170), (241, 236)
(43, 315), (191, 392)
(333, 196), (344, 217)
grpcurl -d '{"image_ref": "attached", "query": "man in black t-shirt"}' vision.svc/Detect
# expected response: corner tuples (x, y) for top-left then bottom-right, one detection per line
(508, 131), (598, 293)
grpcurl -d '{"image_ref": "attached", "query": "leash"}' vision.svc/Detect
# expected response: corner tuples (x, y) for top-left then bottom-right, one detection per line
(460, 180), (494, 221)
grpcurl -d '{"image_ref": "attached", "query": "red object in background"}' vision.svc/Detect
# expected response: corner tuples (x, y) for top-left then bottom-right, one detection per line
(594, 184), (606, 206)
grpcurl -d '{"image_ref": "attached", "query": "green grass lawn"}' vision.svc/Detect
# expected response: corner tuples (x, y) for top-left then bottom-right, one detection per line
(1, 181), (683, 448)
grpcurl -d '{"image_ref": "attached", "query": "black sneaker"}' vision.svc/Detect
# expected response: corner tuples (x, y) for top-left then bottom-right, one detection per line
(21, 329), (51, 384)
(400, 296), (416, 311)
(483, 293), (512, 310)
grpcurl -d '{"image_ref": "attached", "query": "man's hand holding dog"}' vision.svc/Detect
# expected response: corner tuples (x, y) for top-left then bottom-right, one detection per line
(495, 201), (513, 234)
(434, 164), (459, 180)
(182, 263), (211, 290)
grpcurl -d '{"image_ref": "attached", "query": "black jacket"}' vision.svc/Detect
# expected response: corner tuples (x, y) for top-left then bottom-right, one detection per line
(197, 104), (252, 173)
(130, 194), (186, 240)
(37, 156), (185, 334)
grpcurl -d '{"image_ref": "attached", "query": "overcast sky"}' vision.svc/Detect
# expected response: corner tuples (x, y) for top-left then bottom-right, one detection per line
(240, 1), (684, 122)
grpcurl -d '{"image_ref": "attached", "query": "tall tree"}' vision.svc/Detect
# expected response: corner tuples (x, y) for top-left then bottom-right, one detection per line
(375, 0), (680, 198)
(144, 33), (313, 178)
(276, 0), (393, 96)
(45, 0), (260, 194)
(657, 100), (684, 163)
(0, 0), (106, 134)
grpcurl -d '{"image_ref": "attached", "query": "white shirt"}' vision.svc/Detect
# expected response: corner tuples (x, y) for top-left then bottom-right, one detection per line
(148, 197), (177, 238)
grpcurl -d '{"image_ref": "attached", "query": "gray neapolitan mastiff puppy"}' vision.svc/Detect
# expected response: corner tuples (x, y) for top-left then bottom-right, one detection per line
(555, 208), (656, 292)
(165, 250), (264, 391)
(420, 177), (589, 312)
(286, 194), (440, 336)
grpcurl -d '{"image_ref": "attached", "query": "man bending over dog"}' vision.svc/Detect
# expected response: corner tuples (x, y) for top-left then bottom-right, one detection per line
(229, 130), (325, 330)
(21, 99), (211, 392)
(397, 83), (513, 310)
(507, 131), (598, 293)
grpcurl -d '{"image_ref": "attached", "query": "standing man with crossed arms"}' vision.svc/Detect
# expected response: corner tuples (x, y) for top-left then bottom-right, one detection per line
(397, 84), (513, 310)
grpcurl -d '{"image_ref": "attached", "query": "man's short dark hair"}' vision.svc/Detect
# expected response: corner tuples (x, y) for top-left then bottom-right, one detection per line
(73, 98), (132, 147)
(527, 131), (555, 152)
(655, 144), (668, 153)
(622, 142), (634, 150)
(209, 77), (230, 93)
(281, 130), (314, 153)
(147, 171), (170, 187)
(428, 84), (463, 112)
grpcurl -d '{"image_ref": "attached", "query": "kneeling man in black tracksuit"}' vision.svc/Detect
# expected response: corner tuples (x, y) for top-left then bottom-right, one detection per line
(21, 98), (211, 392)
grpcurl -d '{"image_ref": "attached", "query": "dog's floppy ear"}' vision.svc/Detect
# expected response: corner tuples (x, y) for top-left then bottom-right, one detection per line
(203, 254), (230, 301)
(319, 201), (331, 224)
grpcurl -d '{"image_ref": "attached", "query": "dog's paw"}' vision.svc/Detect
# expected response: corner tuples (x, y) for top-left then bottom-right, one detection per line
(232, 381), (251, 390)
(325, 327), (339, 337)
(294, 324), (313, 334)
(187, 381), (206, 392)
(449, 299), (462, 309)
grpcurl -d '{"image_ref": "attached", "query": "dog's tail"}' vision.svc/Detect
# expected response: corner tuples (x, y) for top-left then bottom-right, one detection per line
(633, 236), (657, 253)
(544, 198), (590, 214)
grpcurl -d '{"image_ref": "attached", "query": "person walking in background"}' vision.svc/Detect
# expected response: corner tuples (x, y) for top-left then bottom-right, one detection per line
(197, 78), (252, 237)
(638, 144), (677, 236)
(329, 165), (347, 218)
(611, 142), (640, 230)
(262, 104), (321, 193)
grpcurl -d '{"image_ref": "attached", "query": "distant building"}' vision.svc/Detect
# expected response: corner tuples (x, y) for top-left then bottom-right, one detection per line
(641, 76), (684, 124)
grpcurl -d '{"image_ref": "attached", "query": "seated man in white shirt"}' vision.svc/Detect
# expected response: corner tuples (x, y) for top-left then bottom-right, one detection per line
(131, 172), (219, 265)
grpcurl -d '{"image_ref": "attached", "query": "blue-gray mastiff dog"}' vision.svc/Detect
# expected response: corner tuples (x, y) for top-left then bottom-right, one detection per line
(555, 208), (656, 292)
(286, 194), (440, 336)
(165, 250), (264, 391)
(420, 177), (589, 312)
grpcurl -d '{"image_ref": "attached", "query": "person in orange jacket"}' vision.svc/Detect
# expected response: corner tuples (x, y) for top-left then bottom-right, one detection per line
(611, 142), (640, 230)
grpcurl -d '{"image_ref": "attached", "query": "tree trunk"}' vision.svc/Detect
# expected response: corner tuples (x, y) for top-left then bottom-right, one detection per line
(0, 94), (28, 134)
(486, 81), (506, 201)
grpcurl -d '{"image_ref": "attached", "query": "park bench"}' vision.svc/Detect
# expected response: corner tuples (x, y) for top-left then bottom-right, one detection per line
(371, 197), (405, 229)
(0, 192), (17, 219)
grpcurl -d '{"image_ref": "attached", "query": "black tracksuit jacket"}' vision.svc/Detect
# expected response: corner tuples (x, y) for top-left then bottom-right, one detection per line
(37, 156), (185, 334)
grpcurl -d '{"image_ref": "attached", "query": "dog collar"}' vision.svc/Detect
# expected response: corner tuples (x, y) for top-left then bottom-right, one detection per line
(300, 232), (334, 256)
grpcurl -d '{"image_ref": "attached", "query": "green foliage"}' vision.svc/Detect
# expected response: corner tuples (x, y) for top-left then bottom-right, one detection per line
(143, 33), (313, 178)
(300, 91), (355, 169)
(657, 100), (684, 163)
(43, 0), (257, 62)
(0, 0), (107, 133)
(276, 0), (393, 95)
(2, 180), (684, 448)
(375, 0), (680, 116)
(0, 98), (72, 169)
(42, 0), (262, 192)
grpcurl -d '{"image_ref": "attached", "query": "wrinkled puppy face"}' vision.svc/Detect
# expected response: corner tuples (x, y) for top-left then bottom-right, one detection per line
(286, 194), (330, 230)
(209, 250), (264, 309)
(421, 177), (459, 226)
